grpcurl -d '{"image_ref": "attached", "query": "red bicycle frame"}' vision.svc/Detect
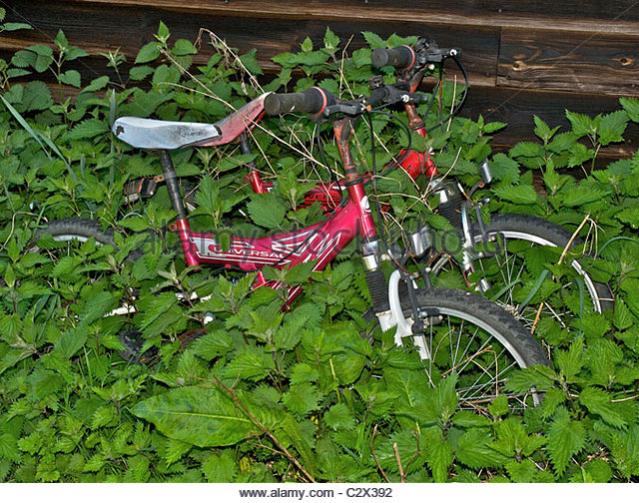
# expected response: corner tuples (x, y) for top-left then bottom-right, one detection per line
(165, 115), (382, 305)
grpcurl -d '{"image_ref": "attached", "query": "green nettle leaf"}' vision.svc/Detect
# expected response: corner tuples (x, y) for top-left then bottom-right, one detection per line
(504, 365), (556, 393)
(566, 110), (595, 137)
(567, 142), (594, 167)
(578, 459), (613, 482)
(546, 408), (586, 476)
(190, 329), (234, 360)
(152, 64), (180, 86)
(54, 29), (69, 49)
(561, 183), (609, 207)
(282, 383), (322, 416)
(0, 433), (21, 463)
(247, 195), (287, 229)
(554, 336), (584, 382)
(490, 153), (520, 183)
(597, 110), (628, 146)
(67, 118), (108, 140)
(82, 75), (109, 93)
(361, 31), (386, 49)
(201, 450), (238, 482)
(172, 38), (197, 56)
(60, 70), (81, 87)
(616, 206), (639, 228)
(620, 96), (639, 122)
(506, 459), (540, 482)
(300, 36), (313, 52)
(609, 424), (639, 478)
(579, 387), (627, 428)
(23, 45), (54, 72)
(129, 65), (155, 81)
(434, 374), (459, 424)
(387, 34), (418, 47)
(533, 115), (560, 142)
(483, 121), (507, 134)
(19, 81), (53, 112)
(488, 395), (509, 418)
(10, 49), (36, 68)
(135, 42), (161, 64)
(54, 326), (87, 360)
(455, 429), (508, 469)
(451, 410), (492, 428)
(509, 141), (544, 159)
(613, 299), (634, 330)
(422, 427), (454, 482)
(239, 49), (263, 75)
(223, 347), (275, 381)
(290, 362), (319, 384)
(132, 386), (257, 447)
(323, 403), (355, 431)
(83, 454), (105, 473)
(547, 132), (578, 154)
(323, 27), (340, 52)
(494, 417), (546, 457)
(492, 184), (538, 204)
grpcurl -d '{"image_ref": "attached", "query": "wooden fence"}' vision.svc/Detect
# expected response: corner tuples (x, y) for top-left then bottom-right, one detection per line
(3, 0), (639, 162)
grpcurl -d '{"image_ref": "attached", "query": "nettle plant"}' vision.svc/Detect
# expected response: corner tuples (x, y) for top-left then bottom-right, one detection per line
(1, 21), (639, 482)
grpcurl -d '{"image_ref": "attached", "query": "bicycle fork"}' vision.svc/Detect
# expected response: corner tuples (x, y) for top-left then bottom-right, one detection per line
(361, 237), (433, 360)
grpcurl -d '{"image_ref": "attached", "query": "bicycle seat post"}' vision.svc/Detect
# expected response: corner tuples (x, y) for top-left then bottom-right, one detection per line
(159, 149), (199, 267)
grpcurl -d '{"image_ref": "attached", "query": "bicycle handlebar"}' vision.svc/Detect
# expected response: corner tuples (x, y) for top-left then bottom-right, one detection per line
(371, 45), (416, 69)
(266, 85), (426, 120)
(264, 87), (335, 116)
(372, 40), (461, 71)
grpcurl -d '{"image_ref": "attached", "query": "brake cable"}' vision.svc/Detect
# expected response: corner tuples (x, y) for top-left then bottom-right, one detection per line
(427, 55), (470, 133)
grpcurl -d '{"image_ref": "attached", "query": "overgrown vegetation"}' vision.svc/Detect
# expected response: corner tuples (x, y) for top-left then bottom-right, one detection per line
(2, 19), (639, 482)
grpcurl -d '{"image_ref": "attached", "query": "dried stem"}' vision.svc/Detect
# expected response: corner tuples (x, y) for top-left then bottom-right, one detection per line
(370, 424), (390, 483)
(212, 376), (316, 483)
(393, 442), (406, 482)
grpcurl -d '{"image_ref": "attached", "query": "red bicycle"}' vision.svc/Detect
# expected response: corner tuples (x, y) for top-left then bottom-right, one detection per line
(36, 81), (550, 410)
(34, 39), (610, 408)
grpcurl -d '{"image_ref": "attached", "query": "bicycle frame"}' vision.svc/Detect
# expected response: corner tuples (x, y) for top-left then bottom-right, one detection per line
(163, 116), (379, 307)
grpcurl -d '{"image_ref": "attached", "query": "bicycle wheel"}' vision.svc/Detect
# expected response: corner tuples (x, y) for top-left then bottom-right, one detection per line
(430, 214), (613, 334)
(397, 287), (548, 412)
(33, 218), (116, 247)
(32, 218), (164, 361)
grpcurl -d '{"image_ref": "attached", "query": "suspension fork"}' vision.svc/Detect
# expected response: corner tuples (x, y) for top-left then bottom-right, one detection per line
(459, 201), (491, 293)
(332, 117), (389, 317)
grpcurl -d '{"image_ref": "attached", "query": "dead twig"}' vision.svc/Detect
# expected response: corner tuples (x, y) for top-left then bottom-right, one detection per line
(370, 424), (390, 483)
(393, 442), (406, 483)
(212, 376), (316, 482)
(558, 213), (591, 265)
(530, 302), (545, 336)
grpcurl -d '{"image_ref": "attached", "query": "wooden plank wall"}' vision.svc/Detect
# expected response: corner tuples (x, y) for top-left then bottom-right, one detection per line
(2, 0), (639, 162)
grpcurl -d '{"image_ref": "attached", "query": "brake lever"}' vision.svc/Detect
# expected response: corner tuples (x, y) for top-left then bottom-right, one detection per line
(417, 47), (461, 66)
(323, 102), (366, 118)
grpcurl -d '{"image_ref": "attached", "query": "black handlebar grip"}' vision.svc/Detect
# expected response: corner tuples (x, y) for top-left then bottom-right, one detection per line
(371, 46), (415, 69)
(264, 88), (334, 116)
